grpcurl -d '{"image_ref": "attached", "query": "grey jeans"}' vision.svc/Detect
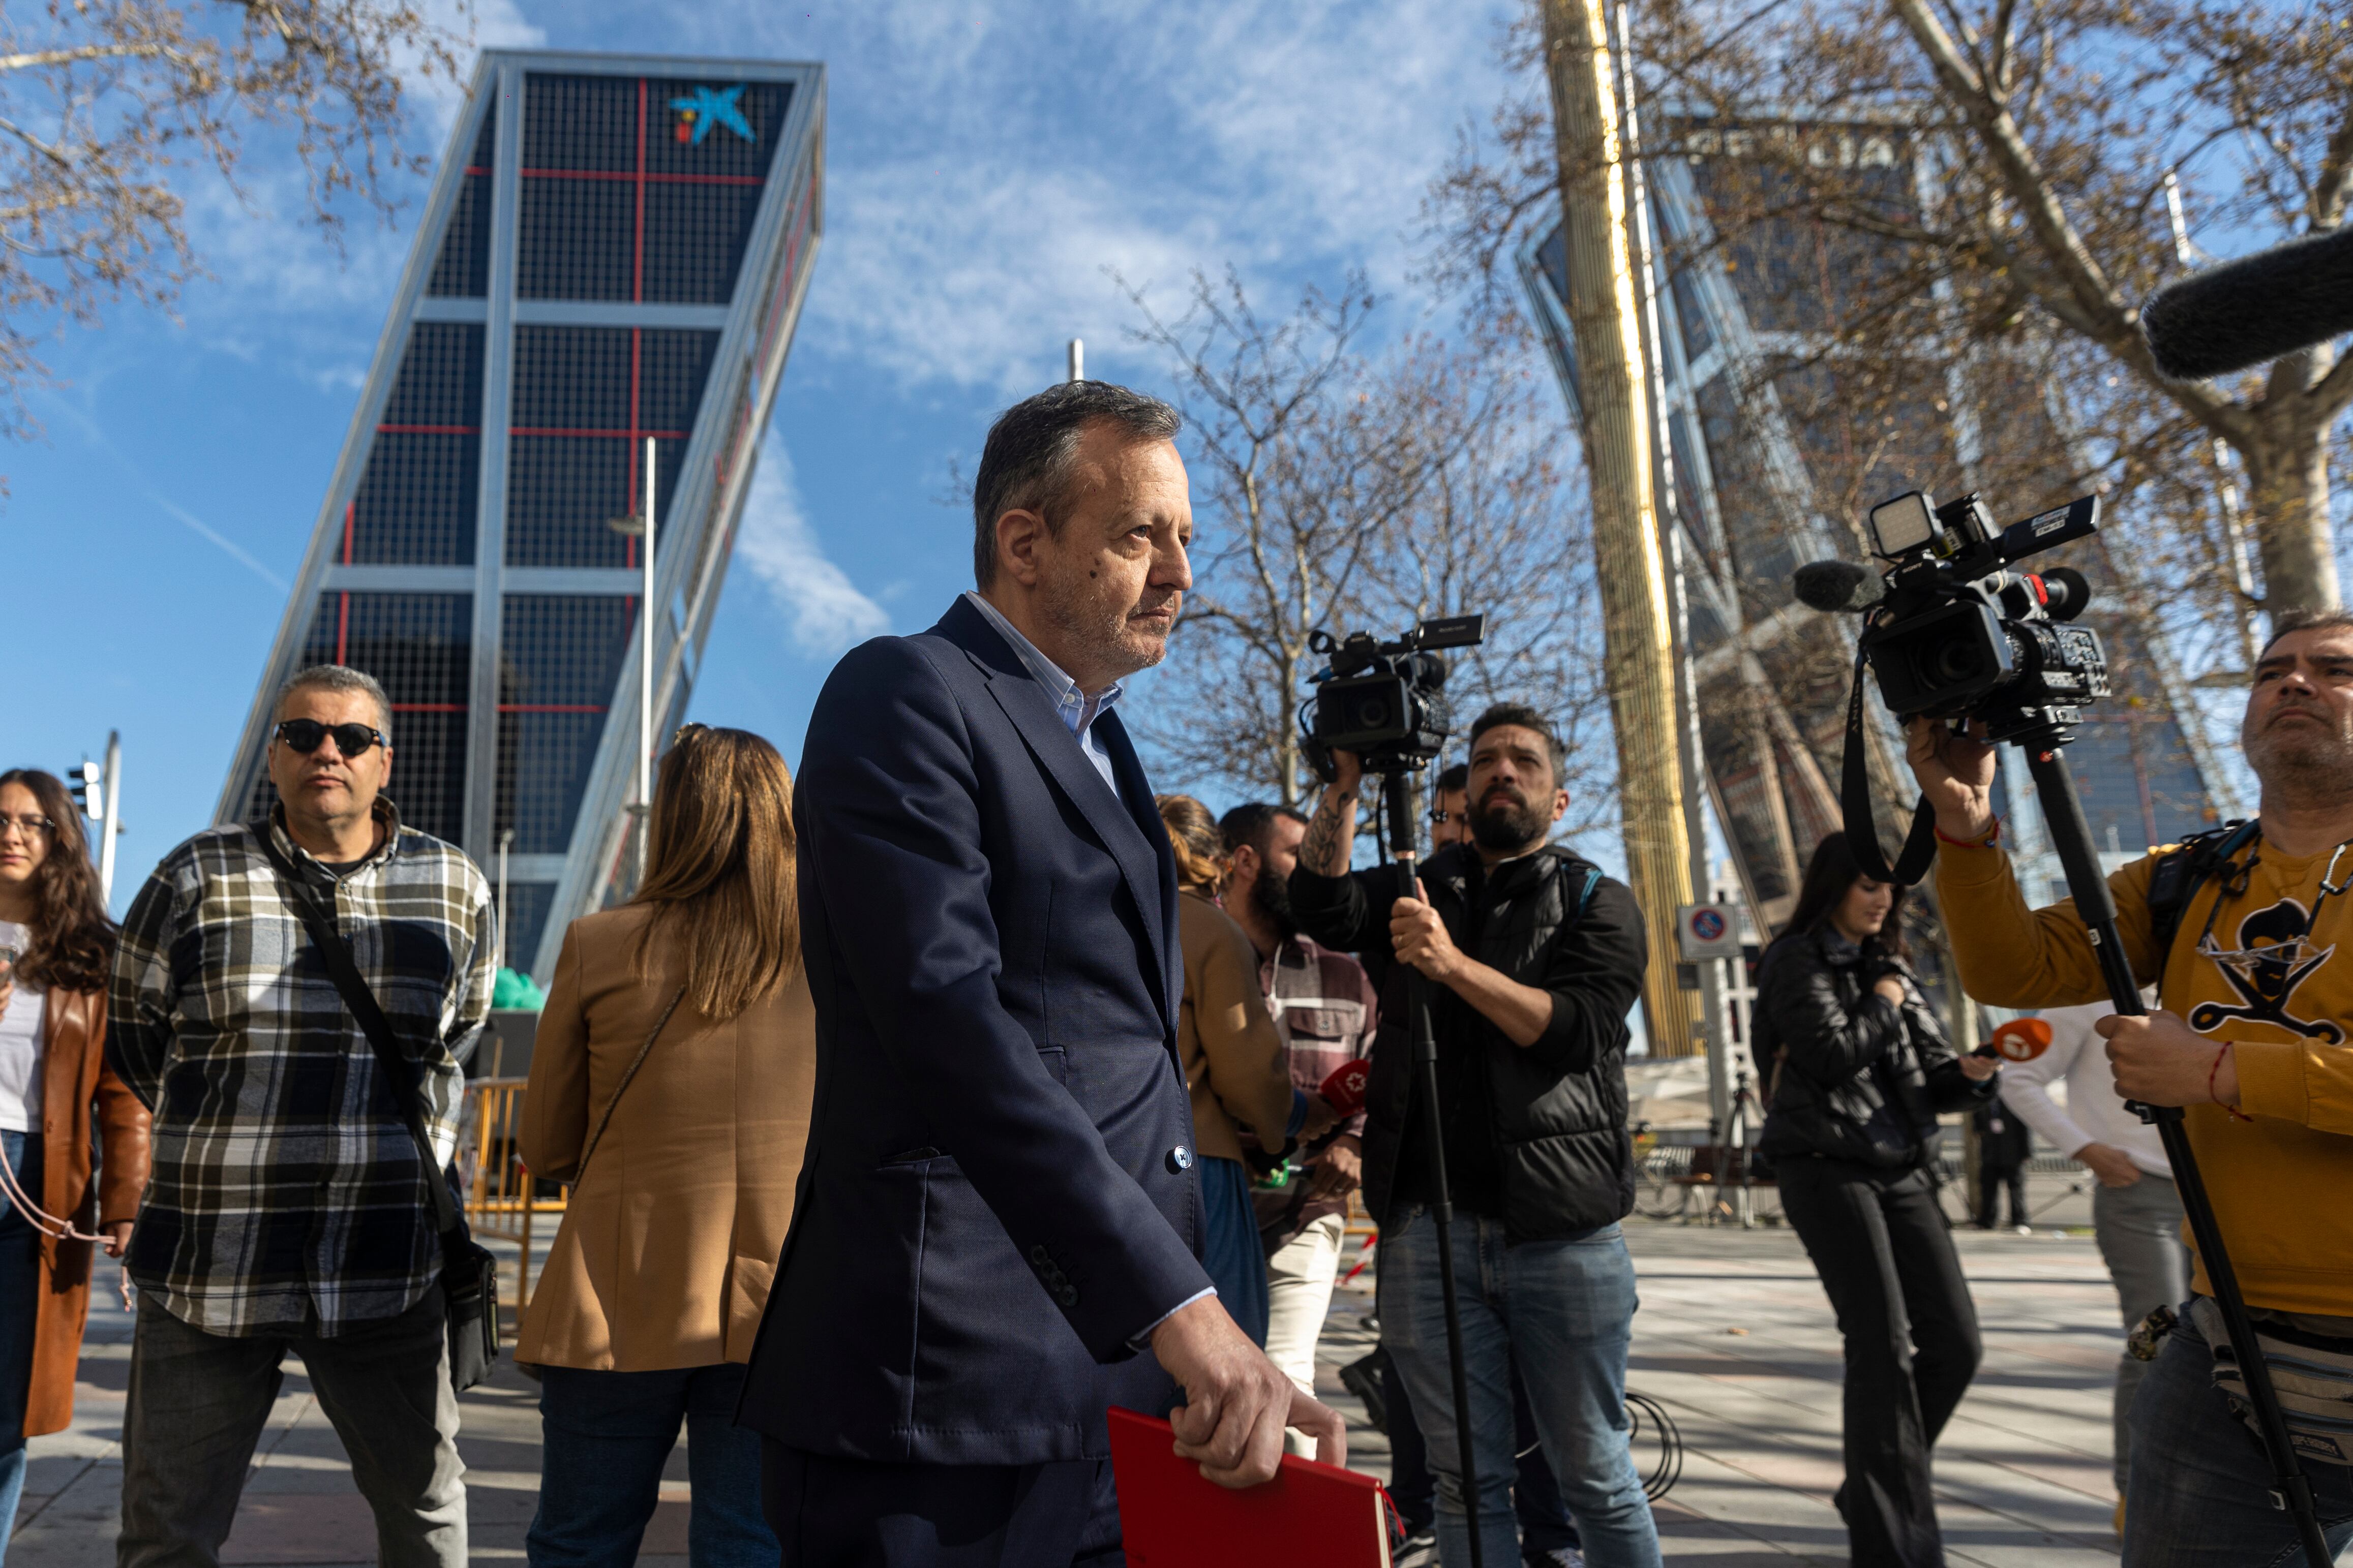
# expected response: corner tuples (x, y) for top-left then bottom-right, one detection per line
(118, 1286), (466, 1568)
(2093, 1173), (2189, 1495)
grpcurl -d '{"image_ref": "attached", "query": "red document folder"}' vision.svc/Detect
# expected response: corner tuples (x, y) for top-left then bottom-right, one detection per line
(1107, 1406), (1394, 1567)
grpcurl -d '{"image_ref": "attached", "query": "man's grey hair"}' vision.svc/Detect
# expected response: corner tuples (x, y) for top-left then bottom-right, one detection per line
(275, 664), (393, 739)
(971, 381), (1182, 588)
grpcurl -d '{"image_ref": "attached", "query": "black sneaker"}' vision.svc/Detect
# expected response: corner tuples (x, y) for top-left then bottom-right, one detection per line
(1337, 1351), (1388, 1435)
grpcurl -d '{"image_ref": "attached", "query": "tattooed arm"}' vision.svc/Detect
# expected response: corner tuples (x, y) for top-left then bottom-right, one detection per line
(1287, 749), (1385, 955)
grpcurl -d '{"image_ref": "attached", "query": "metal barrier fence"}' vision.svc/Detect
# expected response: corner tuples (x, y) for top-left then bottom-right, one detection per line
(457, 1077), (567, 1310)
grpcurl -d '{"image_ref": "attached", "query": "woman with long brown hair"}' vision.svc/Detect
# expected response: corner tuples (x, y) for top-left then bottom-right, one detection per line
(519, 726), (814, 1568)
(1157, 793), (1305, 1347)
(0, 768), (149, 1565)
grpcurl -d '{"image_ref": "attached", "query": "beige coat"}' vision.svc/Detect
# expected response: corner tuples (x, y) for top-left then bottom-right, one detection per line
(1174, 890), (1295, 1166)
(516, 904), (815, 1371)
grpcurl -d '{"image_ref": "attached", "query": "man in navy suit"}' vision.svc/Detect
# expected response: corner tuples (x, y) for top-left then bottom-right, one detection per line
(742, 381), (1342, 1565)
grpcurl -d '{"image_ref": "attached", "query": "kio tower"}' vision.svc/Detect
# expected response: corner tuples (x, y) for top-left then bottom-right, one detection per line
(216, 51), (824, 979)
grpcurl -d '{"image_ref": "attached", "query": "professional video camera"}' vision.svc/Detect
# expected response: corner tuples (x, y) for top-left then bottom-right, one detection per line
(1795, 489), (2107, 745)
(1298, 613), (1484, 778)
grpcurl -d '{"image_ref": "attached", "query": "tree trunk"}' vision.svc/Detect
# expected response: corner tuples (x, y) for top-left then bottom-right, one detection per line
(1279, 649), (1303, 806)
(2242, 391), (2344, 620)
(1540, 0), (1704, 1058)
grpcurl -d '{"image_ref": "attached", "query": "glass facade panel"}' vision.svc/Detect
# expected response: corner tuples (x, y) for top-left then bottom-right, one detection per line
(641, 182), (765, 304)
(427, 109), (497, 298)
(496, 595), (634, 853)
(349, 323), (484, 565)
(244, 592), (472, 839)
(517, 177), (637, 300)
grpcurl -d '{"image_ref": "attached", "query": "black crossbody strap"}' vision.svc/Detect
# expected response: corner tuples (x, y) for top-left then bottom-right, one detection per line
(256, 829), (462, 1237)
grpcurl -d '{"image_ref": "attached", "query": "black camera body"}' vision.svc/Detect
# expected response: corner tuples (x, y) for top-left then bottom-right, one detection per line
(1301, 614), (1485, 777)
(1855, 490), (2109, 744)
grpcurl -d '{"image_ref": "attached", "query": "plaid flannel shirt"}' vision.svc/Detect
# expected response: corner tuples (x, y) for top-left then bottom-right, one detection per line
(108, 801), (494, 1336)
(1249, 933), (1378, 1242)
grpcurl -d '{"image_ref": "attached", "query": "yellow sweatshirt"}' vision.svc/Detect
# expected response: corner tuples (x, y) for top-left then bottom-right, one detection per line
(1936, 836), (2353, 1315)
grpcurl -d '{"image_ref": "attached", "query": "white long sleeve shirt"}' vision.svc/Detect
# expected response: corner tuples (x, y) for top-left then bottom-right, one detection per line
(1995, 996), (2171, 1180)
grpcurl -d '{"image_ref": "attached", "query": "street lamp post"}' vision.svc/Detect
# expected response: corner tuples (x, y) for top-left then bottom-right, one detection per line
(607, 436), (658, 884)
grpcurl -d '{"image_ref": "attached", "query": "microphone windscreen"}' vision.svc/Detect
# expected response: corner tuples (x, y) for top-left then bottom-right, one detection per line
(2143, 224), (2353, 380)
(1319, 1059), (1369, 1117)
(1990, 1018), (2052, 1062)
(1792, 559), (1878, 613)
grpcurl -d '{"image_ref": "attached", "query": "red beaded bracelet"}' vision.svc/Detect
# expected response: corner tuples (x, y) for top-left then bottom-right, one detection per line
(1935, 817), (2001, 848)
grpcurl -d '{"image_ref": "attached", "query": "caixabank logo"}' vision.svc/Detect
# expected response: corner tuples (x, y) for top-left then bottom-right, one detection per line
(672, 84), (755, 146)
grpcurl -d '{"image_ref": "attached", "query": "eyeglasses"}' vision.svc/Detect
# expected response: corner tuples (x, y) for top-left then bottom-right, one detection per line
(275, 719), (386, 757)
(0, 815), (53, 840)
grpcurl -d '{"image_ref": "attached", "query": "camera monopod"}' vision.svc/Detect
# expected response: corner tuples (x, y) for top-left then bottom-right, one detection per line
(1845, 699), (2334, 1564)
(1377, 761), (1488, 1568)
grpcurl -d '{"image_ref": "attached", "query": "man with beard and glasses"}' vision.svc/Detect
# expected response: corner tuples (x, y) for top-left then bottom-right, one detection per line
(1429, 763), (1471, 853)
(1218, 803), (1379, 1450)
(742, 381), (1339, 1567)
(1913, 608), (2353, 1568)
(1290, 704), (1658, 1568)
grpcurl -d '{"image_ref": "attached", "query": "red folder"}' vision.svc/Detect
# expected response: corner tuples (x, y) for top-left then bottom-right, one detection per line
(1107, 1406), (1394, 1566)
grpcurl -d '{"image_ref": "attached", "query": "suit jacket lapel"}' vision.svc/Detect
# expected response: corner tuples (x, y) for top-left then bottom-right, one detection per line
(1096, 710), (1180, 1033)
(939, 602), (1175, 1024)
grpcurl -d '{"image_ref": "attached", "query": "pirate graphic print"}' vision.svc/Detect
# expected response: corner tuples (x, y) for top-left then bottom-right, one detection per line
(2190, 891), (2346, 1044)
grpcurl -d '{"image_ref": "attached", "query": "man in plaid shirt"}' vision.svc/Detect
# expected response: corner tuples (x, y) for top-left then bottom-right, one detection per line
(1219, 804), (1378, 1452)
(108, 665), (494, 1568)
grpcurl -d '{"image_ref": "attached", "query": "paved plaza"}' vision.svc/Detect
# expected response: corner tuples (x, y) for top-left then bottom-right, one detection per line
(14, 1197), (2144, 1566)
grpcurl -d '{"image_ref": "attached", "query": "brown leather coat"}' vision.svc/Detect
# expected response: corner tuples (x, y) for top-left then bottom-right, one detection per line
(22, 987), (150, 1436)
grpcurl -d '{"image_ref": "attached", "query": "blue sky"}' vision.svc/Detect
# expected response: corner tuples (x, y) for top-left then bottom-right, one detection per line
(6, 0), (1530, 908)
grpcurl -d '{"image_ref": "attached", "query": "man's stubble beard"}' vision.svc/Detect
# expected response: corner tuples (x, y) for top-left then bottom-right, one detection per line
(2243, 703), (2353, 808)
(1468, 788), (1547, 855)
(1249, 864), (1298, 942)
(1038, 555), (1171, 683)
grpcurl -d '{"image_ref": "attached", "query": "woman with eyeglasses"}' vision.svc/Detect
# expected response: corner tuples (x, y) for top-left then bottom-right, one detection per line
(0, 769), (150, 1565)
(517, 726), (814, 1568)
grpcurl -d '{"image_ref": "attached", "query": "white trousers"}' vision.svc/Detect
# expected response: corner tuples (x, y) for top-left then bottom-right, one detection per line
(1264, 1212), (1349, 1457)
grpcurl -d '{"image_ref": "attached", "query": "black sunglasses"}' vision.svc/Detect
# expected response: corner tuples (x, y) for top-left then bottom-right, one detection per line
(275, 719), (387, 757)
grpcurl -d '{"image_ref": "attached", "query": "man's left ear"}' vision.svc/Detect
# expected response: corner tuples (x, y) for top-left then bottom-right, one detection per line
(1550, 788), (1570, 823)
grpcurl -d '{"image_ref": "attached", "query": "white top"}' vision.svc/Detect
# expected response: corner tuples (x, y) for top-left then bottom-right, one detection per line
(1996, 995), (2171, 1180)
(0, 920), (45, 1134)
(962, 592), (1125, 800)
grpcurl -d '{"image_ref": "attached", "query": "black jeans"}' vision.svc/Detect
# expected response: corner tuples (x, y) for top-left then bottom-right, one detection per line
(1778, 1158), (1981, 1568)
(1975, 1161), (2027, 1228)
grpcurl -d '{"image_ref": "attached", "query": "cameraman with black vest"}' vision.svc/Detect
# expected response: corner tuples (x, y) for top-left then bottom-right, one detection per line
(1911, 609), (2353, 1567)
(1290, 703), (1659, 1568)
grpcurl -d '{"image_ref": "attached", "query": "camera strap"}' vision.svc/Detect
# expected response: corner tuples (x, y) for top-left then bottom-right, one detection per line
(1842, 643), (1939, 887)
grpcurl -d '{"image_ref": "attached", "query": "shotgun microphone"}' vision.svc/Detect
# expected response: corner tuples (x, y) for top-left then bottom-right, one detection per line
(2142, 224), (2353, 380)
(1792, 559), (1886, 614)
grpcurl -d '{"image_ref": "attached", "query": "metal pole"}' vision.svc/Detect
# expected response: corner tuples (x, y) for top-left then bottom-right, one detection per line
(640, 435), (656, 884)
(1067, 337), (1084, 383)
(1384, 768), (1484, 1568)
(2024, 743), (2332, 1562)
(98, 729), (121, 906)
(496, 827), (512, 976)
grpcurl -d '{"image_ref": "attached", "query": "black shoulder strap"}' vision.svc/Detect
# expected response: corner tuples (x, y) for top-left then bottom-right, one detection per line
(255, 828), (461, 1237)
(2147, 818), (2259, 968)
(1842, 641), (1938, 887)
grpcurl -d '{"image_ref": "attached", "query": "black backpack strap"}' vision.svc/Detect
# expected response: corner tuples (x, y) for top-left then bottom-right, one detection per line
(2146, 818), (2259, 972)
(255, 828), (463, 1238)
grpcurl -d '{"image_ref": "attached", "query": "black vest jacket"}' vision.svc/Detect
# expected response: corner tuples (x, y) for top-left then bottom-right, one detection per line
(1360, 843), (1636, 1242)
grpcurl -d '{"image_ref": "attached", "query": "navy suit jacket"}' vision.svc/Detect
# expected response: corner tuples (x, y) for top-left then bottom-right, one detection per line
(739, 596), (1212, 1465)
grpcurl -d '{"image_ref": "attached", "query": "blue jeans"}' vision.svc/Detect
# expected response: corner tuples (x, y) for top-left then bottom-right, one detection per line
(1378, 1207), (1660, 1568)
(0, 1132), (43, 1568)
(1198, 1155), (1270, 1345)
(528, 1363), (774, 1568)
(2122, 1301), (2353, 1566)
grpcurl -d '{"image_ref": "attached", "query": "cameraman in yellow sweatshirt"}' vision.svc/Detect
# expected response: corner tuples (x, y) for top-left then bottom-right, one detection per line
(1913, 610), (2353, 1568)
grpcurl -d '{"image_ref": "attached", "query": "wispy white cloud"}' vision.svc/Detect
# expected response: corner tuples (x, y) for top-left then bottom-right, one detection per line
(146, 493), (289, 591)
(735, 434), (892, 656)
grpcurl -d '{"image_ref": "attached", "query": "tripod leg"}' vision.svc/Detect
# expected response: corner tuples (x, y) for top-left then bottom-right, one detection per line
(2023, 745), (2332, 1564)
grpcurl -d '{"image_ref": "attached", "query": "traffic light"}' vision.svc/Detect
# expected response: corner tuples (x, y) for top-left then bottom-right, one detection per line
(68, 759), (102, 822)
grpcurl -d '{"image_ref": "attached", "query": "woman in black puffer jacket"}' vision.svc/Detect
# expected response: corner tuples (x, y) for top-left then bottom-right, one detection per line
(1756, 833), (2000, 1568)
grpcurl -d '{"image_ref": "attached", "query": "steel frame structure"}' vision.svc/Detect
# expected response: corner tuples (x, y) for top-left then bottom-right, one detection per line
(216, 50), (825, 979)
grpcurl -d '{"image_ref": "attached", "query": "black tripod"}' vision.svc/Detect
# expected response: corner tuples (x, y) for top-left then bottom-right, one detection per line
(2022, 736), (2334, 1564)
(1379, 765), (1487, 1568)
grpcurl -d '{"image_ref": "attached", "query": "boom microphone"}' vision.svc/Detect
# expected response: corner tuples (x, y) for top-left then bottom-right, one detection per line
(1792, 559), (1886, 614)
(2141, 224), (2353, 380)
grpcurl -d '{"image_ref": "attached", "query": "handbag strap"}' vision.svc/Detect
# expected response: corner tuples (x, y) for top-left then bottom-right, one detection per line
(577, 985), (688, 1180)
(255, 826), (462, 1238)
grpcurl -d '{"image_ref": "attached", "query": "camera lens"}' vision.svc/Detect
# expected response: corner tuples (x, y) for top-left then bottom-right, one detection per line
(1927, 638), (1985, 685)
(1352, 696), (1392, 729)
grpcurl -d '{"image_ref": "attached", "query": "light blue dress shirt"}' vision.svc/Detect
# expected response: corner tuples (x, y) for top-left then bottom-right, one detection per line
(962, 592), (1125, 801)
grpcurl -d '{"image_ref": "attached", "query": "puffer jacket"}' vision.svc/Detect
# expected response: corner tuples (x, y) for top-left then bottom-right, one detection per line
(1754, 924), (1993, 1170)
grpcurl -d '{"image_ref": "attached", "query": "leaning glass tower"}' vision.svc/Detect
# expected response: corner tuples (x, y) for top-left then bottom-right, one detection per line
(215, 50), (825, 979)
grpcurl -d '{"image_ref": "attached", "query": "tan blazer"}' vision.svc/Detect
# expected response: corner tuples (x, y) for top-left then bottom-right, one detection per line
(1174, 890), (1295, 1166)
(517, 904), (816, 1371)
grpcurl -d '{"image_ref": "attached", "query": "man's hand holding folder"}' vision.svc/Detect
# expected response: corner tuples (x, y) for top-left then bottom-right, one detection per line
(1151, 1296), (1347, 1485)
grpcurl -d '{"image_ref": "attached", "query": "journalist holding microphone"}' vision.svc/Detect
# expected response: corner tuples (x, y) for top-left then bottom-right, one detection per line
(1910, 608), (2353, 1567)
(1754, 831), (1998, 1568)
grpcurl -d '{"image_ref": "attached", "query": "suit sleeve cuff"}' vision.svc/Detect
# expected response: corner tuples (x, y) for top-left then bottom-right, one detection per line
(1127, 1286), (1218, 1352)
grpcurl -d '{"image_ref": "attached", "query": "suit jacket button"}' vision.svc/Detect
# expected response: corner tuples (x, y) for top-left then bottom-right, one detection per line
(1058, 1286), (1080, 1307)
(1166, 1145), (1193, 1174)
(1030, 1244), (1050, 1266)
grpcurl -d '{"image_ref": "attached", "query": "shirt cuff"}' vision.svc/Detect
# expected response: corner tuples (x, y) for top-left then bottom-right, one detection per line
(1128, 1286), (1218, 1352)
(1285, 1088), (1309, 1140)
